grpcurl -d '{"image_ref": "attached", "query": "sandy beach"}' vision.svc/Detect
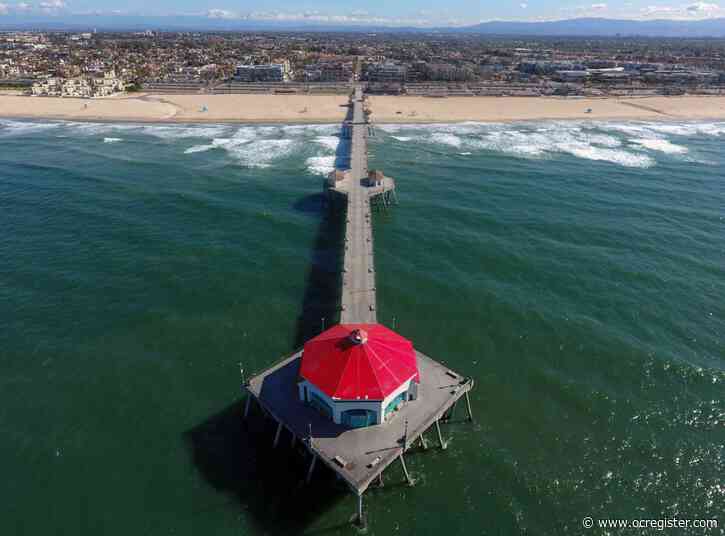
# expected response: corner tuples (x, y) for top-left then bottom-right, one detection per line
(0, 93), (350, 123)
(368, 95), (725, 123)
(1, 93), (725, 124)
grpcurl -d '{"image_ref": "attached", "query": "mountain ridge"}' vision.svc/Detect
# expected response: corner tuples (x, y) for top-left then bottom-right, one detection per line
(0, 14), (724, 37)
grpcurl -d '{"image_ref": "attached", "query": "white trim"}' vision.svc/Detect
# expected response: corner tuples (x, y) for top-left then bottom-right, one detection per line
(297, 374), (418, 425)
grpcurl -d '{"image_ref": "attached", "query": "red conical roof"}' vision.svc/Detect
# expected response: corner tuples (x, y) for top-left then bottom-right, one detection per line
(300, 323), (419, 400)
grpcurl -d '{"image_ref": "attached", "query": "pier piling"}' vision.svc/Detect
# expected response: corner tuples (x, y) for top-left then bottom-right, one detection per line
(399, 453), (414, 486)
(306, 455), (317, 484)
(465, 390), (474, 422)
(272, 422), (283, 448)
(435, 419), (447, 450)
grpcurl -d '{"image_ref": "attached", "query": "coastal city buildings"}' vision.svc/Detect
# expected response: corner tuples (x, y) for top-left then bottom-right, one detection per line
(0, 30), (723, 97)
(234, 60), (292, 82)
(31, 71), (126, 97)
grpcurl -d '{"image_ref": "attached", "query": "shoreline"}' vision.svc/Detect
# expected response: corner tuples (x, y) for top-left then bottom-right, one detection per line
(1, 93), (725, 125)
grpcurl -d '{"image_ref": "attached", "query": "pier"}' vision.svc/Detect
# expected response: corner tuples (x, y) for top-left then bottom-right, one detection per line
(244, 86), (473, 526)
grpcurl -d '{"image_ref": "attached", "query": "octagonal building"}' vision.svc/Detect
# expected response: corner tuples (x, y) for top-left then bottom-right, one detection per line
(297, 324), (420, 428)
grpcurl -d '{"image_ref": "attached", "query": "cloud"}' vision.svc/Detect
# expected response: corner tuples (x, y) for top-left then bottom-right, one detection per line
(244, 10), (449, 26)
(206, 8), (238, 19)
(640, 2), (722, 17)
(38, 0), (67, 12)
(590, 3), (608, 10)
(640, 5), (676, 15)
(686, 1), (720, 12)
(520, 3), (528, 8)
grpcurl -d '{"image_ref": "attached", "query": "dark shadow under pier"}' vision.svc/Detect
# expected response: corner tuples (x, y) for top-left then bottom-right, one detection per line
(290, 103), (353, 347)
(184, 402), (346, 535)
(184, 98), (357, 533)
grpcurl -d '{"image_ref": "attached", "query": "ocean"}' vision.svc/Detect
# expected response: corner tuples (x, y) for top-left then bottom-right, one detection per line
(1, 118), (723, 535)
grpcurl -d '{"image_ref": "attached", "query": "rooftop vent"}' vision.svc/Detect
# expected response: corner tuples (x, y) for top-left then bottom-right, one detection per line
(350, 328), (368, 345)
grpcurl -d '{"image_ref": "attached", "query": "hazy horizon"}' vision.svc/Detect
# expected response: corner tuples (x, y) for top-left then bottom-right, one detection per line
(1, 1), (725, 28)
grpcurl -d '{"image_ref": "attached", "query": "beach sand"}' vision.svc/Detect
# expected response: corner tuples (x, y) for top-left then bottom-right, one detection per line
(0, 93), (349, 123)
(1, 93), (725, 124)
(367, 95), (725, 123)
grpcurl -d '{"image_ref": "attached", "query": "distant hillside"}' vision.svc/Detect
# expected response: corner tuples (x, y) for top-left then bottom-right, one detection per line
(462, 18), (725, 38)
(0, 14), (724, 37)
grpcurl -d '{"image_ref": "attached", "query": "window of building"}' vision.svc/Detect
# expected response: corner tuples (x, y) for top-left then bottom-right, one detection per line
(384, 391), (407, 419)
(342, 409), (377, 428)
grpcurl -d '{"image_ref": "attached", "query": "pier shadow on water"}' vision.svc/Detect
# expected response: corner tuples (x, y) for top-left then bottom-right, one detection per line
(184, 114), (354, 533)
(184, 402), (347, 535)
(291, 108), (351, 347)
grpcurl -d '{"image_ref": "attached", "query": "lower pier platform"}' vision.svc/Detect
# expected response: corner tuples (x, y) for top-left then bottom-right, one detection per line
(245, 349), (474, 496)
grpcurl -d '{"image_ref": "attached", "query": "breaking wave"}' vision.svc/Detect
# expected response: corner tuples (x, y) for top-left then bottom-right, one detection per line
(314, 135), (340, 152)
(630, 138), (688, 155)
(306, 155), (336, 176)
(2, 117), (722, 171)
(377, 120), (725, 168)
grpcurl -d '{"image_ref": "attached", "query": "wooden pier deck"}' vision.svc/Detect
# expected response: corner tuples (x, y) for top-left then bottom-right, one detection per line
(246, 350), (474, 495)
(341, 86), (377, 324)
(243, 85), (473, 525)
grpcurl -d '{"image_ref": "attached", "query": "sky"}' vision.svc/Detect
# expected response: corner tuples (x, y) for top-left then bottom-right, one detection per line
(0, 1), (724, 26)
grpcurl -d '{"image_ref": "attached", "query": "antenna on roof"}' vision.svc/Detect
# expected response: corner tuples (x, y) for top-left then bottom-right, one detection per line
(321, 317), (325, 333)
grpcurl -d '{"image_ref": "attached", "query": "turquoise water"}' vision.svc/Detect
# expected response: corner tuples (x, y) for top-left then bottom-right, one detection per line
(1, 118), (723, 535)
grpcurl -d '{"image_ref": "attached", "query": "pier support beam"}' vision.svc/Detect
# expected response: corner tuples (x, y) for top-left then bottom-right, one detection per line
(465, 390), (474, 422)
(272, 422), (283, 448)
(356, 493), (366, 527)
(445, 400), (458, 422)
(435, 418), (447, 450)
(399, 453), (414, 486)
(419, 433), (428, 450)
(305, 455), (317, 484)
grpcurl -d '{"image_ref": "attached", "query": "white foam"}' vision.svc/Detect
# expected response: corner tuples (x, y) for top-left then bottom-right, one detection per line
(184, 144), (215, 154)
(377, 124), (408, 133)
(226, 138), (297, 168)
(140, 124), (230, 139)
(314, 135), (340, 152)
(694, 122), (725, 136)
(644, 123), (697, 136)
(586, 133), (622, 148)
(391, 136), (412, 142)
(630, 138), (688, 155)
(429, 132), (463, 148)
(185, 136), (251, 155)
(306, 155), (336, 176)
(559, 142), (654, 167)
(604, 121), (725, 139)
(468, 130), (549, 156)
(411, 122), (658, 167)
(103, 137), (123, 143)
(282, 124), (338, 136)
(65, 122), (138, 136)
(0, 119), (60, 134)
